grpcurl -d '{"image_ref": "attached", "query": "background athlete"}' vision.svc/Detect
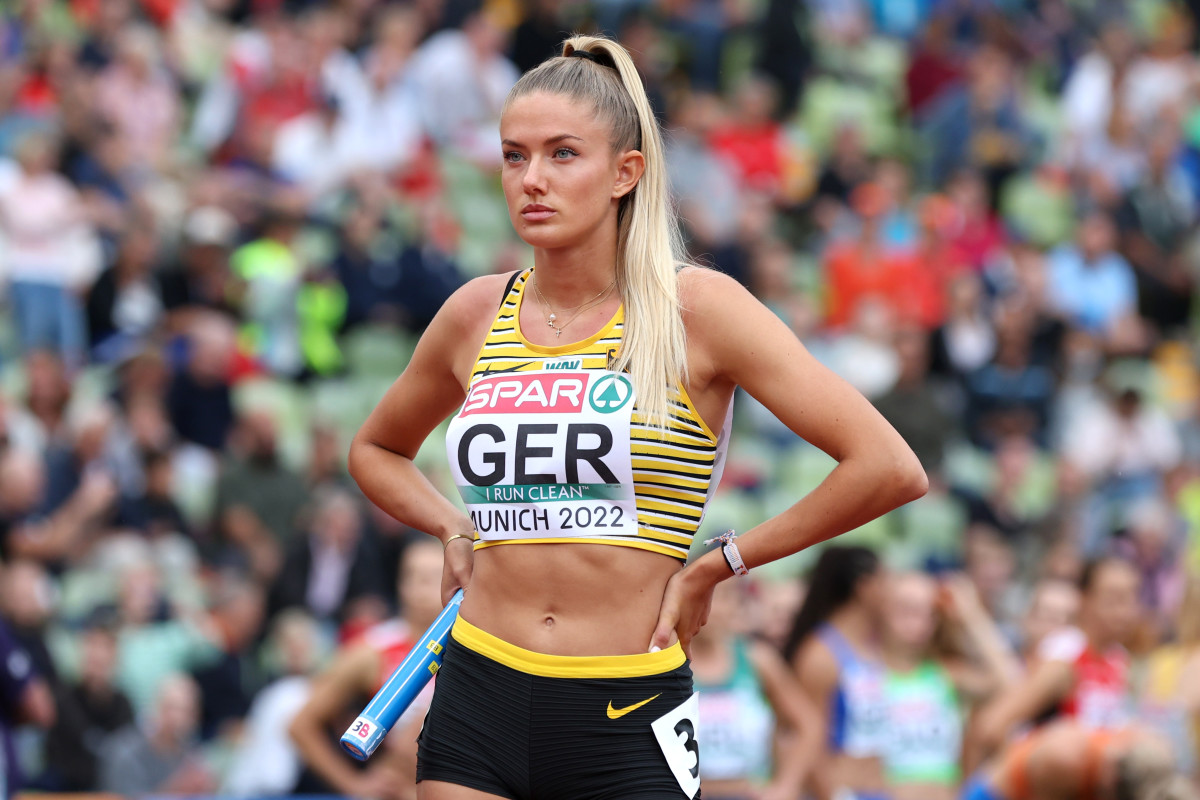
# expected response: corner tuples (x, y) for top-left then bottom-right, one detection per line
(290, 538), (443, 799)
(961, 721), (1197, 800)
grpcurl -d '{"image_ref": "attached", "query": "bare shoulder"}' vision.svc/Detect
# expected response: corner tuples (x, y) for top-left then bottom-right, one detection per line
(793, 634), (839, 693)
(677, 266), (773, 380)
(421, 271), (520, 381)
(435, 271), (519, 331)
(678, 265), (754, 322)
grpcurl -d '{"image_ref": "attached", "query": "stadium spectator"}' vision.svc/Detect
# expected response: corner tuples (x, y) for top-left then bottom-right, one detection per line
(43, 612), (135, 792)
(85, 222), (168, 363)
(0, 447), (117, 569)
(269, 485), (387, 624)
(112, 556), (221, 717)
(162, 205), (239, 324)
(222, 608), (325, 796)
(191, 575), (266, 741)
(0, 133), (94, 367)
(1044, 211), (1138, 338)
(98, 672), (215, 795)
(166, 312), (237, 452)
(92, 24), (180, 170)
(0, 616), (54, 798)
(0, 560), (59, 696)
(874, 325), (957, 474)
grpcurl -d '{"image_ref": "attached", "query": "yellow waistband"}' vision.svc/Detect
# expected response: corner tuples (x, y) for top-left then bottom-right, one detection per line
(451, 616), (686, 678)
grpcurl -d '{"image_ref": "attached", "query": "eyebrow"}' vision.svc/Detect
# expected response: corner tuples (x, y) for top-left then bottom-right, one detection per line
(500, 133), (585, 148)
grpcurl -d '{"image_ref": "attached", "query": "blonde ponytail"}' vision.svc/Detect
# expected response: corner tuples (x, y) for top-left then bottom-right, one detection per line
(503, 35), (688, 431)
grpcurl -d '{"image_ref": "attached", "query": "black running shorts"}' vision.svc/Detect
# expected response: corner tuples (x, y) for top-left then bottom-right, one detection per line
(416, 617), (700, 800)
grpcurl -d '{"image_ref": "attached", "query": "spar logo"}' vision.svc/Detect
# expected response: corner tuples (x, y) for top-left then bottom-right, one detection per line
(588, 374), (633, 413)
(461, 373), (587, 416)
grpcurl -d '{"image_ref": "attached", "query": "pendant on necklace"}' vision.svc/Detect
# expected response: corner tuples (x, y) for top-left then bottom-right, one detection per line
(554, 329), (562, 337)
(548, 313), (556, 323)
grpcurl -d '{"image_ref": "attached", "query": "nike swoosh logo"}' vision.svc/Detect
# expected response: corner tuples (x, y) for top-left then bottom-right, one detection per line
(606, 693), (661, 720)
(482, 361), (535, 375)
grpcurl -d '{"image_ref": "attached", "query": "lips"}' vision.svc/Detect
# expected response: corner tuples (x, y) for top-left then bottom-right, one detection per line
(521, 204), (555, 221)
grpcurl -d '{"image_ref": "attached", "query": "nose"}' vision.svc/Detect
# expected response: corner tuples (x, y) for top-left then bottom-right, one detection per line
(522, 155), (547, 196)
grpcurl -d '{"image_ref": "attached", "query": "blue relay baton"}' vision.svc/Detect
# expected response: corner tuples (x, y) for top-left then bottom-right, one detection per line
(340, 589), (464, 761)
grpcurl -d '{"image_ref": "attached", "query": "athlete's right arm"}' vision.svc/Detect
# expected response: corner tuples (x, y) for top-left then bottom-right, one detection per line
(792, 639), (839, 800)
(751, 640), (821, 800)
(348, 273), (512, 602)
(970, 658), (1074, 764)
(288, 645), (400, 798)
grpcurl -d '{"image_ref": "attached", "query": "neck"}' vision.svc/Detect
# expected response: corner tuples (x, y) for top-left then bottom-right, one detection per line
(530, 232), (620, 307)
(883, 641), (922, 671)
(1083, 619), (1116, 651)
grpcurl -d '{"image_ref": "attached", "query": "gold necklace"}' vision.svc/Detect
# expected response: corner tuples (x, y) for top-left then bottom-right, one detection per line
(532, 275), (616, 337)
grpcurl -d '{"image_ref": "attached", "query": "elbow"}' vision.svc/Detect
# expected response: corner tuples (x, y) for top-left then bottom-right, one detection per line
(346, 438), (363, 486)
(346, 434), (373, 488)
(884, 447), (928, 508)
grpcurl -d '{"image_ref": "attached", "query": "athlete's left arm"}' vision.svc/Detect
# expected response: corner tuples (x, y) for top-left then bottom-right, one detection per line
(650, 270), (927, 653)
(940, 574), (1023, 703)
(749, 640), (823, 800)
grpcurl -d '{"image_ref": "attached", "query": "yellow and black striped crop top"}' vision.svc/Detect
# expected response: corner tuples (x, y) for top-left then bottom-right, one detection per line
(444, 268), (732, 562)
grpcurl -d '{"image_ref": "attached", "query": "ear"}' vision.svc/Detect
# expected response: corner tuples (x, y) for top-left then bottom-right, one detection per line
(612, 149), (645, 200)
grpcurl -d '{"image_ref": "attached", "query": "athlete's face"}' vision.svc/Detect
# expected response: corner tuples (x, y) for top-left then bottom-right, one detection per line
(1084, 560), (1142, 647)
(399, 539), (445, 629)
(500, 91), (644, 252)
(1023, 580), (1080, 652)
(883, 573), (938, 653)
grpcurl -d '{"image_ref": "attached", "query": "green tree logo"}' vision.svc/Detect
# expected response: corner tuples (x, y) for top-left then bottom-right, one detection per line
(588, 374), (634, 413)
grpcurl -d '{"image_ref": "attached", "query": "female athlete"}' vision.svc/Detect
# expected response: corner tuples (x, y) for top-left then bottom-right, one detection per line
(348, 34), (928, 800)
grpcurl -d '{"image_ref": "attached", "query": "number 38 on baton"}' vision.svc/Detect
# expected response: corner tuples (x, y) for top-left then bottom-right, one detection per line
(339, 590), (464, 761)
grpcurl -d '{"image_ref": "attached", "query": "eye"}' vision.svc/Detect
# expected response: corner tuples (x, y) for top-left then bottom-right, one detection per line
(503, 151), (525, 164)
(553, 147), (578, 159)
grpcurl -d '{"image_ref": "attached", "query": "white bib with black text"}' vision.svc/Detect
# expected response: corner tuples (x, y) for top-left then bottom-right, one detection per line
(446, 368), (640, 541)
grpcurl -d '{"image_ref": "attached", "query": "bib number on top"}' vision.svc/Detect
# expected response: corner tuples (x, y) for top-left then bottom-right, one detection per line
(447, 370), (639, 541)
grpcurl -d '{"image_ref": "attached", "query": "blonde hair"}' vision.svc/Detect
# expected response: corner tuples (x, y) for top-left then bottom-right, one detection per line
(1116, 737), (1197, 800)
(503, 35), (687, 430)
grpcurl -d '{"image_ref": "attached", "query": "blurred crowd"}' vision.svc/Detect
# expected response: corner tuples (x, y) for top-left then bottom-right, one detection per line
(1, 0), (1200, 798)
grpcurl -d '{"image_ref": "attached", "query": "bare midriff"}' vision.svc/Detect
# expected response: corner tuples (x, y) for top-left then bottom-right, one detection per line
(458, 541), (682, 656)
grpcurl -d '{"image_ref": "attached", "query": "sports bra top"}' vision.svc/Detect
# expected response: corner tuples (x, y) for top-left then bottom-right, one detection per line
(445, 268), (732, 562)
(880, 660), (963, 786)
(818, 622), (889, 757)
(694, 637), (774, 782)
(1038, 627), (1132, 730)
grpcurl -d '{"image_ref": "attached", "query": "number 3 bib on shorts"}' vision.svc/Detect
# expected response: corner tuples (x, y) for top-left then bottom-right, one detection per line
(651, 692), (701, 799)
(448, 368), (640, 540)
